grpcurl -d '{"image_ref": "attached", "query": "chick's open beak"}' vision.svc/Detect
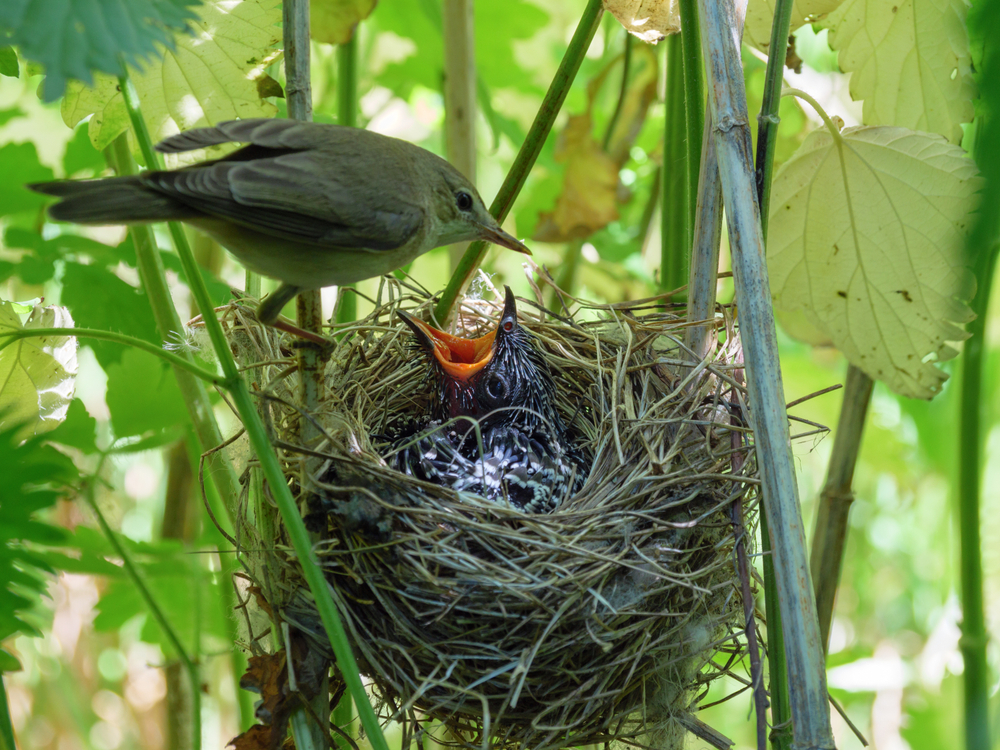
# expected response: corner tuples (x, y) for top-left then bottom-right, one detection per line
(398, 311), (497, 382)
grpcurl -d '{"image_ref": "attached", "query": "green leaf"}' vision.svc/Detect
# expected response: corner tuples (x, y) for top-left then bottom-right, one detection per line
(60, 262), (160, 368)
(0, 46), (18, 78)
(0, 647), (22, 671)
(0, 142), (53, 218)
(0, 301), (78, 437)
(63, 124), (108, 177)
(44, 398), (98, 453)
(767, 125), (981, 399)
(105, 347), (187, 438)
(61, 0), (283, 156)
(0, 420), (77, 649)
(823, 0), (976, 144)
(0, 0), (202, 102)
(312, 0), (376, 45)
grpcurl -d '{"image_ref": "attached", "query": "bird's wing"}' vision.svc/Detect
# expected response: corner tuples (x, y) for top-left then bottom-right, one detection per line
(148, 120), (424, 250)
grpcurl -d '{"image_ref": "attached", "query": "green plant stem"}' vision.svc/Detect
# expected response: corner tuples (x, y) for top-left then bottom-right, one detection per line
(106, 132), (241, 516)
(696, 0), (833, 745)
(761, 510), (792, 750)
(118, 73), (390, 750)
(661, 34), (687, 293)
(749, 2), (801, 743)
(753, 0), (794, 236)
(602, 34), (633, 151)
(333, 692), (354, 749)
(810, 365), (873, 651)
(0, 676), (14, 750)
(958, 240), (997, 750)
(84, 457), (201, 750)
(335, 34), (358, 327)
(678, 0), (703, 245)
(434, 0), (604, 324)
(0, 327), (222, 384)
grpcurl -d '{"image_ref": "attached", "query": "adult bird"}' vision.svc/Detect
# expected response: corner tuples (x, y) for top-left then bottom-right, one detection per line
(29, 119), (529, 336)
(388, 287), (587, 513)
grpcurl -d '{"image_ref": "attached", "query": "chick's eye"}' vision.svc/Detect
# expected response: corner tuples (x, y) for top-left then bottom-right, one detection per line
(502, 318), (515, 333)
(456, 191), (474, 211)
(485, 373), (507, 402)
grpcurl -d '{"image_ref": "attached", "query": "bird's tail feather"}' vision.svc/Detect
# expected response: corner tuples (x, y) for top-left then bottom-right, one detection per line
(29, 177), (198, 225)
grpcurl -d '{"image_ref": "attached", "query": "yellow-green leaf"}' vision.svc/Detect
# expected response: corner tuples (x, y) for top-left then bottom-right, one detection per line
(823, 0), (975, 144)
(61, 0), (283, 162)
(745, 0), (843, 53)
(311, 0), (377, 45)
(0, 301), (77, 435)
(767, 125), (979, 399)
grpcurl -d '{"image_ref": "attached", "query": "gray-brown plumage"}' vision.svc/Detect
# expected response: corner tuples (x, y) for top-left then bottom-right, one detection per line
(30, 118), (529, 325)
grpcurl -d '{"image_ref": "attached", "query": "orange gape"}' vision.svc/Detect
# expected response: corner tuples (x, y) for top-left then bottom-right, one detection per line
(404, 320), (497, 382)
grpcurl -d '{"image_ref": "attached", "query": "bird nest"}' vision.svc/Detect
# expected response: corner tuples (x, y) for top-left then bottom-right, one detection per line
(224, 278), (760, 750)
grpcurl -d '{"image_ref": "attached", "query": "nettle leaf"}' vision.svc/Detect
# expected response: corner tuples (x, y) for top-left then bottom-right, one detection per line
(44, 398), (98, 453)
(60, 262), (160, 368)
(823, 0), (976, 144)
(62, 124), (108, 177)
(767, 125), (980, 399)
(0, 46), (18, 78)
(311, 0), (376, 45)
(0, 0), (202, 102)
(0, 142), (53, 219)
(744, 0), (843, 53)
(0, 420), (77, 650)
(0, 301), (78, 436)
(61, 0), (283, 160)
(105, 347), (187, 438)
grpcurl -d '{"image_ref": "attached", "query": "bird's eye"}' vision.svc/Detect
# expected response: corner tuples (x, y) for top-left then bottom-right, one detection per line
(484, 373), (507, 402)
(456, 190), (474, 211)
(502, 317), (515, 333)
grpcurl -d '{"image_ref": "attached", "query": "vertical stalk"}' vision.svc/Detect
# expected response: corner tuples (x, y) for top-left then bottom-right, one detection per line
(443, 0), (478, 272)
(761, 511), (792, 750)
(753, 0), (793, 239)
(0, 677), (15, 750)
(104, 136), (240, 516)
(118, 72), (390, 750)
(695, 0), (834, 745)
(958, 241), (997, 750)
(435, 0), (604, 324)
(809, 365), (873, 650)
(677, 0), (703, 246)
(335, 34), (358, 326)
(747, 0), (800, 744)
(661, 34), (687, 292)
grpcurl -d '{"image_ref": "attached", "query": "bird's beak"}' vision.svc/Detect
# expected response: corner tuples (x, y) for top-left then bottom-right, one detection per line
(398, 311), (497, 382)
(479, 220), (532, 255)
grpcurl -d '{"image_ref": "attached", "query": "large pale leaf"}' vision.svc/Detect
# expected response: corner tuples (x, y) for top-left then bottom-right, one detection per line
(744, 0), (843, 53)
(0, 301), (78, 435)
(61, 0), (282, 161)
(823, 0), (975, 144)
(767, 125), (979, 399)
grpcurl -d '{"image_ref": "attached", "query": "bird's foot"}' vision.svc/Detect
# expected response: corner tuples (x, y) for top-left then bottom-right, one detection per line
(270, 317), (334, 352)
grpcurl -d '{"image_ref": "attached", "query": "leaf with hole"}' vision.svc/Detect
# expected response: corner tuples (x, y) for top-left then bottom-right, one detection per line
(767, 125), (980, 399)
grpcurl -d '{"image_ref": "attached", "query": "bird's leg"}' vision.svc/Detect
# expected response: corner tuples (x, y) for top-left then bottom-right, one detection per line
(256, 283), (331, 347)
(256, 282), (303, 325)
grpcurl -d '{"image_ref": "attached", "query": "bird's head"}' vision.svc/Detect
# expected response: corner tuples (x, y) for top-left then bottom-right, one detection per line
(398, 287), (558, 431)
(425, 162), (531, 255)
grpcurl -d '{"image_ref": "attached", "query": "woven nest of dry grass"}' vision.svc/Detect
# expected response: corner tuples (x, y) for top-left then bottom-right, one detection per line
(226, 277), (760, 750)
